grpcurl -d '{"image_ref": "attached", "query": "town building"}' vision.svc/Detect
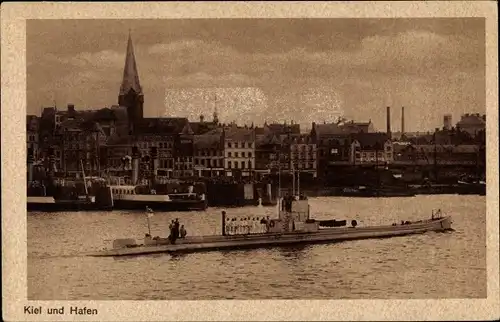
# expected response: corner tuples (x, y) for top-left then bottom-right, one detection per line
(342, 120), (375, 134)
(193, 129), (224, 177)
(26, 115), (40, 162)
(393, 143), (482, 166)
(57, 118), (107, 177)
(456, 113), (486, 137)
(261, 121), (301, 137)
(289, 134), (317, 178)
(189, 113), (219, 135)
(173, 123), (195, 178)
(255, 132), (283, 177)
(254, 122), (300, 176)
(133, 118), (192, 178)
(223, 125), (256, 178)
(104, 134), (134, 173)
(350, 133), (393, 165)
(310, 122), (352, 177)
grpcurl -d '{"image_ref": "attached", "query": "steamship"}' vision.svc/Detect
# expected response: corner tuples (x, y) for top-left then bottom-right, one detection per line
(27, 178), (113, 212)
(109, 183), (208, 212)
(27, 159), (113, 212)
(108, 150), (208, 212)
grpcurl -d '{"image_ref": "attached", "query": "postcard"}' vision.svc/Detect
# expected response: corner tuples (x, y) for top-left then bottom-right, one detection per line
(2, 1), (499, 321)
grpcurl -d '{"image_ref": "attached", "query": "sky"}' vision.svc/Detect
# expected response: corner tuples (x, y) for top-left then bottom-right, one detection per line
(27, 18), (485, 132)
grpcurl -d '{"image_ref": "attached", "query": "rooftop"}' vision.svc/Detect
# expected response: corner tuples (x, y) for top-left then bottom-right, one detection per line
(223, 125), (255, 142)
(352, 132), (391, 149)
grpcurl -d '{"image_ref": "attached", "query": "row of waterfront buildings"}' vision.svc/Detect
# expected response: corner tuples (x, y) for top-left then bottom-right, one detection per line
(26, 103), (486, 182)
(26, 33), (486, 184)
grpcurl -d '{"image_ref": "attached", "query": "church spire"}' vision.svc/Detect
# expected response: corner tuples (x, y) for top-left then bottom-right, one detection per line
(119, 30), (144, 134)
(119, 30), (142, 96)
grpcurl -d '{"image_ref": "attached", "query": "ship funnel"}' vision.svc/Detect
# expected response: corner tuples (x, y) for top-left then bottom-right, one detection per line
(386, 106), (392, 137)
(132, 146), (140, 185)
(401, 106), (405, 134)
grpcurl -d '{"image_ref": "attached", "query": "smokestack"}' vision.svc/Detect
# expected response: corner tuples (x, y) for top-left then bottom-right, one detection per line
(132, 147), (139, 185)
(443, 114), (452, 131)
(401, 106), (405, 134)
(386, 106), (391, 136)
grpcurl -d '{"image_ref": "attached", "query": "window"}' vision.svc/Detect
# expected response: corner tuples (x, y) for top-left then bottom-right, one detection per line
(241, 152), (245, 158)
(228, 142), (232, 148)
(248, 160), (252, 169)
(241, 161), (245, 169)
(228, 152), (232, 157)
(235, 152), (239, 158)
(234, 162), (239, 169)
(248, 152), (252, 158)
(228, 161), (232, 168)
(235, 142), (239, 148)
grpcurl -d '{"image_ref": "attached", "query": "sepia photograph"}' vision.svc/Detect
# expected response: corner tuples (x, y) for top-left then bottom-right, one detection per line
(2, 1), (499, 321)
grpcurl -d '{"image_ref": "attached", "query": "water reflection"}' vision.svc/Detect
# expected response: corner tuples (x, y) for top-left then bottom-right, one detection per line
(277, 245), (311, 260)
(28, 195), (487, 299)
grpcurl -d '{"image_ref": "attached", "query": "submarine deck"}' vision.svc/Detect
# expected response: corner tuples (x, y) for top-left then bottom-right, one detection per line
(89, 217), (452, 257)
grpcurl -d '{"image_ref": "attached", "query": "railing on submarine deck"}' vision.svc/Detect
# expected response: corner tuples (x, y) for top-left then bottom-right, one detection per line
(220, 197), (311, 237)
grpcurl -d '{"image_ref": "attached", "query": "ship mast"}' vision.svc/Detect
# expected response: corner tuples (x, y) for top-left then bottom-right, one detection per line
(277, 144), (282, 218)
(297, 166), (300, 196)
(80, 159), (89, 196)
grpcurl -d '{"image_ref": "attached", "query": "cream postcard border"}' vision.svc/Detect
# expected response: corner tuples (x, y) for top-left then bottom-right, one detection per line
(2, 1), (499, 321)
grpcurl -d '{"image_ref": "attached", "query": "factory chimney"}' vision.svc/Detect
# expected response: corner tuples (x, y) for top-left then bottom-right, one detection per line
(401, 106), (405, 135)
(386, 106), (391, 137)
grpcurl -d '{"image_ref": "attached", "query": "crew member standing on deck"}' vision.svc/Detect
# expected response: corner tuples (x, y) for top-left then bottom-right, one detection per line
(174, 218), (180, 238)
(168, 220), (174, 242)
(180, 225), (187, 238)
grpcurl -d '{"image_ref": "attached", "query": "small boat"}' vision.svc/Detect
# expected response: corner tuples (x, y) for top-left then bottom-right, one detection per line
(339, 186), (415, 198)
(456, 180), (486, 196)
(89, 198), (453, 257)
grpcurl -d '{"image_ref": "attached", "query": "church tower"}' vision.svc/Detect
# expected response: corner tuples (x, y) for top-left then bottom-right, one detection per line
(118, 31), (144, 133)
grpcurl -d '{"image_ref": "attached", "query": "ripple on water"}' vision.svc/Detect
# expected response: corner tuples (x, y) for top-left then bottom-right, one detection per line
(27, 195), (487, 300)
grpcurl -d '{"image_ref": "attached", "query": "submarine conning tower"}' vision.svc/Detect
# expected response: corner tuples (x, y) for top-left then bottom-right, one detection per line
(276, 198), (315, 233)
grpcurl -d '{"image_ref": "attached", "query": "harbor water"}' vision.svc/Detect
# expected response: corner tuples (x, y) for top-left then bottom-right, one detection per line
(28, 195), (486, 300)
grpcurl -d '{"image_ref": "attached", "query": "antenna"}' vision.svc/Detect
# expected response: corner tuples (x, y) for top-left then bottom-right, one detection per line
(214, 91), (218, 113)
